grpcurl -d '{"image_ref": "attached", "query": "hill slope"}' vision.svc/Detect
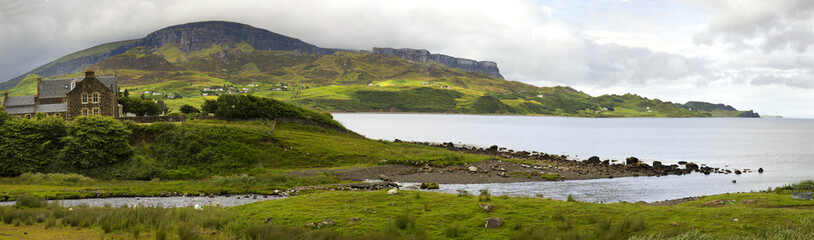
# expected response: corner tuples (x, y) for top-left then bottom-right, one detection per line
(2, 21), (751, 118)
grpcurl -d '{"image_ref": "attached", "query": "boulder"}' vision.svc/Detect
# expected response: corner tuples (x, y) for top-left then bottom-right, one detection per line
(734, 170), (742, 175)
(319, 219), (336, 228)
(678, 161), (688, 165)
(468, 166), (479, 172)
(419, 182), (440, 189)
(479, 203), (494, 212)
(601, 160), (610, 165)
(485, 218), (503, 228)
(378, 174), (391, 181)
(583, 156), (601, 164)
(652, 161), (663, 169)
(685, 163), (699, 171)
(626, 157), (639, 165)
(758, 168), (764, 173)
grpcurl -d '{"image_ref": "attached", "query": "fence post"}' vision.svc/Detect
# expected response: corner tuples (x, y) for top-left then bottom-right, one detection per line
(269, 118), (277, 135)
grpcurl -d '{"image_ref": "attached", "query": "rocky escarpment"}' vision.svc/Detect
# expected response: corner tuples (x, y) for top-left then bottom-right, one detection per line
(680, 101), (737, 111)
(138, 21), (333, 54)
(370, 47), (503, 79)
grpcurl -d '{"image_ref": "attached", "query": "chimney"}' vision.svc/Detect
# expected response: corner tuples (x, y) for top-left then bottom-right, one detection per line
(85, 69), (95, 78)
(37, 77), (42, 84)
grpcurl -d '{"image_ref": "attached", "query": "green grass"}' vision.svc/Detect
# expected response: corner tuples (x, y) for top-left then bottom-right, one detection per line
(4, 189), (814, 239)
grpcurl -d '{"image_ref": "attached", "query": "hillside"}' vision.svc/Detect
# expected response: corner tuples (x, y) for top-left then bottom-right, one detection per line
(678, 101), (760, 118)
(2, 21), (750, 118)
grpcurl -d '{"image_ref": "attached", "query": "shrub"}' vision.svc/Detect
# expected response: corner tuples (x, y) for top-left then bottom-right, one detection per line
(202, 94), (345, 130)
(0, 117), (66, 176)
(179, 104), (200, 114)
(60, 116), (133, 169)
(394, 212), (416, 230)
(479, 189), (491, 202)
(567, 194), (577, 202)
(14, 195), (46, 208)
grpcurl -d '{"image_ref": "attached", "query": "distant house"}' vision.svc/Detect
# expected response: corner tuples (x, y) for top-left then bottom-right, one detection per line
(2, 69), (122, 118)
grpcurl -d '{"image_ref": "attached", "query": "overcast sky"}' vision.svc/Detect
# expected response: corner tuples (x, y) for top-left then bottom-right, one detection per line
(1, 0), (813, 117)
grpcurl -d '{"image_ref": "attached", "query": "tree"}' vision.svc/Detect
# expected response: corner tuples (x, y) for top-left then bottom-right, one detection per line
(60, 116), (133, 169)
(119, 96), (161, 116)
(179, 104), (200, 114)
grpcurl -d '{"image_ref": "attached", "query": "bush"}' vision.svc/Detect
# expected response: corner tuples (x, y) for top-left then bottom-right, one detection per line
(14, 195), (46, 208)
(0, 117), (66, 176)
(202, 94), (346, 130)
(179, 104), (200, 114)
(60, 116), (133, 169)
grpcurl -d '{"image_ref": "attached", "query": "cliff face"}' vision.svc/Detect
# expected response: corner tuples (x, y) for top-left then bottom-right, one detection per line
(139, 21), (332, 54)
(371, 47), (503, 79)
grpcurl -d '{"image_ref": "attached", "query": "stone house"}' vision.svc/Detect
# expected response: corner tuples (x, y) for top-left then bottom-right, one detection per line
(2, 69), (122, 118)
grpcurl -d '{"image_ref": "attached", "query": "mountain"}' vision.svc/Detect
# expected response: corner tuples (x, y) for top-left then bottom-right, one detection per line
(2, 21), (748, 118)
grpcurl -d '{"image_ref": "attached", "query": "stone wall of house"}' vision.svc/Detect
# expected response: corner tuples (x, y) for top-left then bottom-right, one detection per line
(66, 73), (117, 118)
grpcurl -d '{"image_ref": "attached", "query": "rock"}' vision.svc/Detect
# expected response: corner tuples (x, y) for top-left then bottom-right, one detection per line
(758, 168), (764, 173)
(378, 174), (391, 181)
(626, 157), (639, 165)
(484, 217), (503, 228)
(479, 203), (494, 212)
(419, 182), (440, 189)
(265, 217), (272, 223)
(319, 219), (336, 228)
(732, 180), (737, 183)
(583, 156), (601, 164)
(601, 160), (610, 165)
(468, 166), (479, 172)
(305, 222), (317, 228)
(685, 163), (699, 171)
(652, 161), (663, 169)
(734, 170), (742, 175)
(678, 161), (687, 165)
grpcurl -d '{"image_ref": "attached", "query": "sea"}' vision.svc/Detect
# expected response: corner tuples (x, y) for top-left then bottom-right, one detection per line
(333, 113), (814, 203)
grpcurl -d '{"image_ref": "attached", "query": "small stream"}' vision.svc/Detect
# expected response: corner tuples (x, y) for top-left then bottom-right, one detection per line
(0, 195), (284, 208)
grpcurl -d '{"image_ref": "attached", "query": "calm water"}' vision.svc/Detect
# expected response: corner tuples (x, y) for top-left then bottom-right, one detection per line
(334, 113), (814, 202)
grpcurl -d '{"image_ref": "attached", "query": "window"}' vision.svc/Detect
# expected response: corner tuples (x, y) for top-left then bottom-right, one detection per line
(93, 108), (100, 115)
(81, 93), (88, 103)
(82, 108), (88, 116)
(92, 93), (99, 103)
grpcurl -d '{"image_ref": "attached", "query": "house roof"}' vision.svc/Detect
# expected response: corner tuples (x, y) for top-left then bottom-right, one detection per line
(4, 105), (35, 115)
(38, 78), (73, 99)
(39, 76), (116, 99)
(36, 103), (68, 113)
(4, 95), (35, 107)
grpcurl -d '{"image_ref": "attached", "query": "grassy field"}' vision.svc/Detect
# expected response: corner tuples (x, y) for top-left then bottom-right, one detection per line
(0, 120), (493, 201)
(2, 188), (814, 239)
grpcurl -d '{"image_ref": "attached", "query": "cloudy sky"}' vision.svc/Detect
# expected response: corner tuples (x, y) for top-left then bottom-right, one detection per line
(1, 0), (813, 117)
